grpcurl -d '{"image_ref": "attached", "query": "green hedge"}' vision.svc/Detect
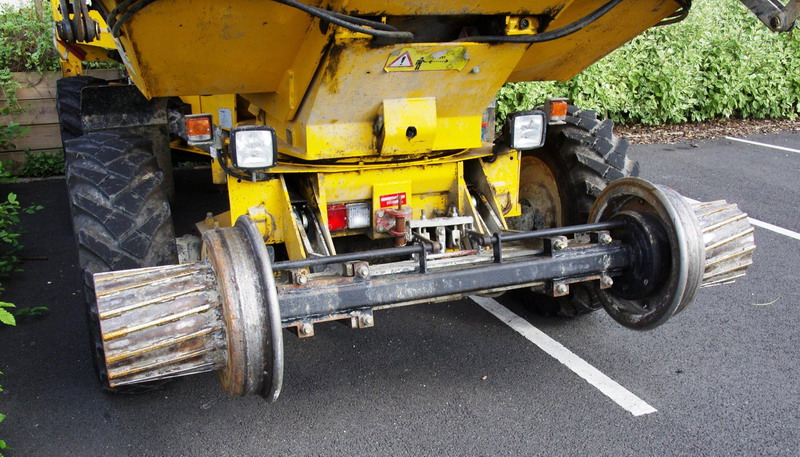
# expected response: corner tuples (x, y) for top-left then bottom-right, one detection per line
(497, 0), (800, 125)
(0, 5), (59, 74)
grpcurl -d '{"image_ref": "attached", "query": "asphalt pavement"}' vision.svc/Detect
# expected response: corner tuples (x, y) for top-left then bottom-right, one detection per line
(0, 131), (798, 456)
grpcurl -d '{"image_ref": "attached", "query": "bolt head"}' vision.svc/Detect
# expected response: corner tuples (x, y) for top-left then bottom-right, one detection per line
(295, 272), (308, 285)
(300, 323), (313, 335)
(362, 315), (373, 326)
(518, 18), (530, 29)
(601, 276), (614, 287)
(554, 240), (568, 250)
(599, 233), (613, 245)
(555, 284), (568, 294)
(356, 265), (370, 278)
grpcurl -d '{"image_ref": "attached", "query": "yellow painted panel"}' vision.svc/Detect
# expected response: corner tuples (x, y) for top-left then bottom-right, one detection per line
(109, 0), (315, 97)
(227, 177), (286, 244)
(479, 149), (522, 217)
(432, 116), (483, 151)
(284, 41), (527, 160)
(380, 98), (437, 156)
(323, 163), (458, 203)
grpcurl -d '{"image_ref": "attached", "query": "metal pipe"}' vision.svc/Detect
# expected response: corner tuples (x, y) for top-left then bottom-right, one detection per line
(469, 220), (624, 246)
(272, 243), (439, 270)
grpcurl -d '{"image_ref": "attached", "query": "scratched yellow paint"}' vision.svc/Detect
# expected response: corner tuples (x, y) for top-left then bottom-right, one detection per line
(58, 0), (680, 258)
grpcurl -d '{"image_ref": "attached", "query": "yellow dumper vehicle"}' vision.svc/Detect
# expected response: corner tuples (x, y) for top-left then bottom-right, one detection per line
(50, 0), (791, 400)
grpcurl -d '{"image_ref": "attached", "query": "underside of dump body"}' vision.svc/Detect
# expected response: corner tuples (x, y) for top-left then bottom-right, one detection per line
(48, 0), (784, 399)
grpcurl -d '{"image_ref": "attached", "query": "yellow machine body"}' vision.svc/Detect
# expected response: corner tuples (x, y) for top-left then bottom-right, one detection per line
(51, 0), (767, 395)
(54, 0), (681, 258)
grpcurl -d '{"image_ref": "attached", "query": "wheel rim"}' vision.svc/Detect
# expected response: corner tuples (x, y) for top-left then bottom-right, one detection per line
(590, 178), (706, 330)
(512, 155), (564, 230)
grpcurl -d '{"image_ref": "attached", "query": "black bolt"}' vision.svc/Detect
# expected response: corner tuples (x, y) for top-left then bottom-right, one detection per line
(518, 18), (530, 30)
(406, 126), (417, 139)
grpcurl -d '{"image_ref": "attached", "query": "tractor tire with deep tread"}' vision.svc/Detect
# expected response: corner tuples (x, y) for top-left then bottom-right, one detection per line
(65, 130), (177, 392)
(56, 76), (108, 144)
(508, 105), (638, 317)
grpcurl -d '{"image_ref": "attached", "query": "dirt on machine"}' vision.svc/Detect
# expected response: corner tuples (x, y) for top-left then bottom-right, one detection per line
(49, 0), (793, 399)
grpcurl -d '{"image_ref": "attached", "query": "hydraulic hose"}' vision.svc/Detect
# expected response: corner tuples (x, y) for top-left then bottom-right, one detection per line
(456, 0), (623, 43)
(108, 0), (414, 41)
(270, 0), (413, 40)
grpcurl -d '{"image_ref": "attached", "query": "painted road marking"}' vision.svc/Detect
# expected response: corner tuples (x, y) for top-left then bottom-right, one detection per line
(471, 296), (658, 417)
(748, 218), (800, 241)
(725, 136), (800, 155)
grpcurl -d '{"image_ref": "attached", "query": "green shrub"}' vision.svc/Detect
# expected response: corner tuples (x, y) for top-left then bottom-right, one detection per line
(0, 107), (28, 151)
(497, 0), (800, 125)
(0, 5), (60, 105)
(0, 5), (57, 73)
(20, 151), (65, 177)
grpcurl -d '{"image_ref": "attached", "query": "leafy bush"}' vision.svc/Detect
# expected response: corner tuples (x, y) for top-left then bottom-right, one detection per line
(497, 0), (800, 125)
(0, 5), (60, 105)
(0, 107), (28, 151)
(20, 151), (65, 177)
(0, 5), (57, 74)
(0, 193), (38, 279)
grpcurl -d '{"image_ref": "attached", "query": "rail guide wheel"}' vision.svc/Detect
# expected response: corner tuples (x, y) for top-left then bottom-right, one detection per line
(93, 216), (284, 400)
(590, 178), (755, 330)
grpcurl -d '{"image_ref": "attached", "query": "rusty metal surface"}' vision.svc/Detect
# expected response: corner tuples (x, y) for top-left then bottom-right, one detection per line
(202, 223), (270, 397)
(691, 200), (756, 288)
(590, 178), (707, 330)
(94, 216), (284, 399)
(275, 242), (631, 322)
(90, 181), (756, 395)
(589, 178), (756, 330)
(236, 215), (284, 402)
(94, 262), (226, 386)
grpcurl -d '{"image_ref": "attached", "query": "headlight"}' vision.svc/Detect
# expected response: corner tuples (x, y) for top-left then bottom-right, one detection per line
(507, 110), (546, 150)
(230, 126), (278, 170)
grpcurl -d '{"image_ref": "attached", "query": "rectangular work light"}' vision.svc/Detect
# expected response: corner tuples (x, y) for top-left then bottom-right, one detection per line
(507, 110), (546, 150)
(230, 126), (278, 170)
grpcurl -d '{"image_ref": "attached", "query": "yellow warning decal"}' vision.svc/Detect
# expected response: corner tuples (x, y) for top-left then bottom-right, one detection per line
(384, 47), (469, 72)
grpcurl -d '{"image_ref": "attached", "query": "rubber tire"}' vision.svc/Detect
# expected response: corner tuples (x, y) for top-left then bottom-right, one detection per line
(65, 130), (177, 392)
(56, 76), (107, 144)
(509, 105), (638, 317)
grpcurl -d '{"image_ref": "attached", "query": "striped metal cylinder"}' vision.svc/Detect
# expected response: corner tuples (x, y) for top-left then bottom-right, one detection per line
(691, 200), (756, 287)
(94, 261), (226, 387)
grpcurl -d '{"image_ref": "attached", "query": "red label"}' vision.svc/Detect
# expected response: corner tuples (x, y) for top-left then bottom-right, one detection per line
(379, 192), (407, 208)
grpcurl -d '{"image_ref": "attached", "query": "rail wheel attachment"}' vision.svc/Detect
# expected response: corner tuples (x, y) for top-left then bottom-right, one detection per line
(93, 216), (284, 400)
(590, 178), (755, 330)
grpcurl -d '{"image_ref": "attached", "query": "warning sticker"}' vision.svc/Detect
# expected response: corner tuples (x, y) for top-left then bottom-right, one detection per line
(387, 51), (413, 69)
(384, 47), (469, 72)
(379, 192), (407, 208)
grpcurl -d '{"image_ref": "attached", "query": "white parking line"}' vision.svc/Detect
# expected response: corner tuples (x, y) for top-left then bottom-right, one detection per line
(725, 136), (800, 154)
(748, 218), (800, 241)
(471, 295), (657, 417)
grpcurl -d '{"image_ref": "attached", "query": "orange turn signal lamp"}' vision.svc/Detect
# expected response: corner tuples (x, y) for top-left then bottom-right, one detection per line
(185, 114), (213, 143)
(545, 98), (568, 124)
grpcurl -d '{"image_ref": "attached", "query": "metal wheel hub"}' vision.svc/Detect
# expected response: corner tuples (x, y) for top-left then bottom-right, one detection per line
(590, 178), (755, 330)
